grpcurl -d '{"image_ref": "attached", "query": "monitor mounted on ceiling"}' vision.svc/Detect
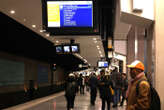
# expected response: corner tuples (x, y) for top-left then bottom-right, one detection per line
(97, 61), (109, 68)
(55, 45), (63, 53)
(63, 45), (71, 53)
(71, 44), (80, 53)
(41, 0), (99, 35)
(47, 1), (93, 28)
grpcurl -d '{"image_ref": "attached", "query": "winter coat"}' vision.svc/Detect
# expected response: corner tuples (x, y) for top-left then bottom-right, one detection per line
(99, 76), (113, 100)
(111, 71), (122, 89)
(79, 76), (85, 86)
(122, 78), (128, 91)
(89, 75), (98, 89)
(126, 75), (150, 110)
(65, 77), (77, 97)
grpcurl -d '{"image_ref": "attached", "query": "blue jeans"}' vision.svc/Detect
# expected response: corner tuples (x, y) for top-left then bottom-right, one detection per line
(113, 89), (121, 105)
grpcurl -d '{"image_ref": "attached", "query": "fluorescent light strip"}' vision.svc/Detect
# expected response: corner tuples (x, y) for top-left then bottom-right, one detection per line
(10, 10), (15, 14)
(46, 34), (50, 37)
(32, 25), (36, 28)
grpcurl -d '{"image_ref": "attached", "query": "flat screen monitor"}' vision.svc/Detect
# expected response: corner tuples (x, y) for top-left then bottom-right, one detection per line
(55, 45), (63, 53)
(47, 1), (93, 28)
(41, 0), (99, 35)
(98, 61), (108, 68)
(63, 45), (71, 53)
(71, 44), (80, 53)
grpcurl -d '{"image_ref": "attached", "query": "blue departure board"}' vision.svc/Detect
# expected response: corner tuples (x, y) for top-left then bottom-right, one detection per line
(47, 1), (93, 27)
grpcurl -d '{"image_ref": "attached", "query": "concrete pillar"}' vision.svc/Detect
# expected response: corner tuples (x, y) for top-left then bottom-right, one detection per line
(154, 0), (164, 108)
(127, 26), (145, 71)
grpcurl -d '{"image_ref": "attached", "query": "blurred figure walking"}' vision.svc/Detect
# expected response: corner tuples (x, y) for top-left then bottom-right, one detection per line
(111, 68), (122, 108)
(99, 70), (113, 110)
(65, 73), (77, 110)
(120, 73), (128, 106)
(89, 72), (98, 105)
(79, 74), (85, 94)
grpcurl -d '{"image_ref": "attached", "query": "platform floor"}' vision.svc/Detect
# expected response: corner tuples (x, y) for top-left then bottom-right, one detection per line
(24, 91), (126, 110)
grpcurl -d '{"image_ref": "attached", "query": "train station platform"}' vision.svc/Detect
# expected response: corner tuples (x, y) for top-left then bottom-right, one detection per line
(4, 91), (126, 110)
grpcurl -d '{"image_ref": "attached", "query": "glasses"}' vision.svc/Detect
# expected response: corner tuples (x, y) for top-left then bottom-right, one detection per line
(130, 68), (136, 70)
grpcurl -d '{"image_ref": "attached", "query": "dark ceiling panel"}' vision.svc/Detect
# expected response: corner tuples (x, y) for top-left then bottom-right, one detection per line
(0, 12), (86, 71)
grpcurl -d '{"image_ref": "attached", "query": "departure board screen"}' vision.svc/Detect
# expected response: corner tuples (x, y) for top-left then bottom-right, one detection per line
(98, 61), (109, 68)
(47, 1), (93, 27)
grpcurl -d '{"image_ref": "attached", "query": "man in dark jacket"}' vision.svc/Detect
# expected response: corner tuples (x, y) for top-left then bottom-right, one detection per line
(79, 74), (85, 94)
(111, 68), (122, 107)
(120, 73), (128, 106)
(99, 70), (113, 110)
(89, 72), (98, 105)
(65, 73), (77, 110)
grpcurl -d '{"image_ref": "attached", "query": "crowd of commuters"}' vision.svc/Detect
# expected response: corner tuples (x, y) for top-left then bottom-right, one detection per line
(64, 60), (155, 110)
(64, 68), (128, 110)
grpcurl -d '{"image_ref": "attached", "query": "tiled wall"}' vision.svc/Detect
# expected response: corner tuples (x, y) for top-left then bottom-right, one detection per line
(114, 40), (127, 55)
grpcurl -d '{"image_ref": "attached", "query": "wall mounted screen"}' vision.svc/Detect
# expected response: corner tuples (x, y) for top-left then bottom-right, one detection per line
(71, 44), (79, 53)
(55, 45), (63, 53)
(47, 1), (93, 27)
(71, 45), (78, 52)
(63, 45), (71, 53)
(98, 61), (108, 68)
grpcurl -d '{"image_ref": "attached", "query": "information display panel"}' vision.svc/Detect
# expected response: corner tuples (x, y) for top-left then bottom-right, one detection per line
(47, 1), (93, 27)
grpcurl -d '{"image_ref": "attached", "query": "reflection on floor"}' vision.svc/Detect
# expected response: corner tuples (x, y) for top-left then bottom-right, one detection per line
(25, 91), (126, 110)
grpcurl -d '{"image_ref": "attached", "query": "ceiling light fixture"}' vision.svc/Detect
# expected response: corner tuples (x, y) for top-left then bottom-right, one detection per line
(84, 59), (88, 63)
(40, 30), (43, 33)
(10, 10), (15, 14)
(56, 40), (59, 43)
(32, 25), (36, 28)
(42, 29), (46, 32)
(46, 34), (49, 37)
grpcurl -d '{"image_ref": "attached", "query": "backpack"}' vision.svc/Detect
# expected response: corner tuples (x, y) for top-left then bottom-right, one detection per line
(136, 79), (161, 110)
(66, 82), (76, 96)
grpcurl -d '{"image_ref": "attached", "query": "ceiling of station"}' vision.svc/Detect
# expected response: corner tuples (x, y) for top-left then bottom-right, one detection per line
(113, 0), (131, 40)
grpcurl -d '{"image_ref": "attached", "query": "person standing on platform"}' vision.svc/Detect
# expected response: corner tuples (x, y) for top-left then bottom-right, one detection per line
(89, 72), (98, 105)
(65, 73), (77, 110)
(79, 74), (85, 94)
(74, 73), (79, 93)
(85, 75), (90, 92)
(111, 68), (122, 108)
(126, 60), (150, 110)
(120, 73), (128, 106)
(99, 69), (113, 110)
